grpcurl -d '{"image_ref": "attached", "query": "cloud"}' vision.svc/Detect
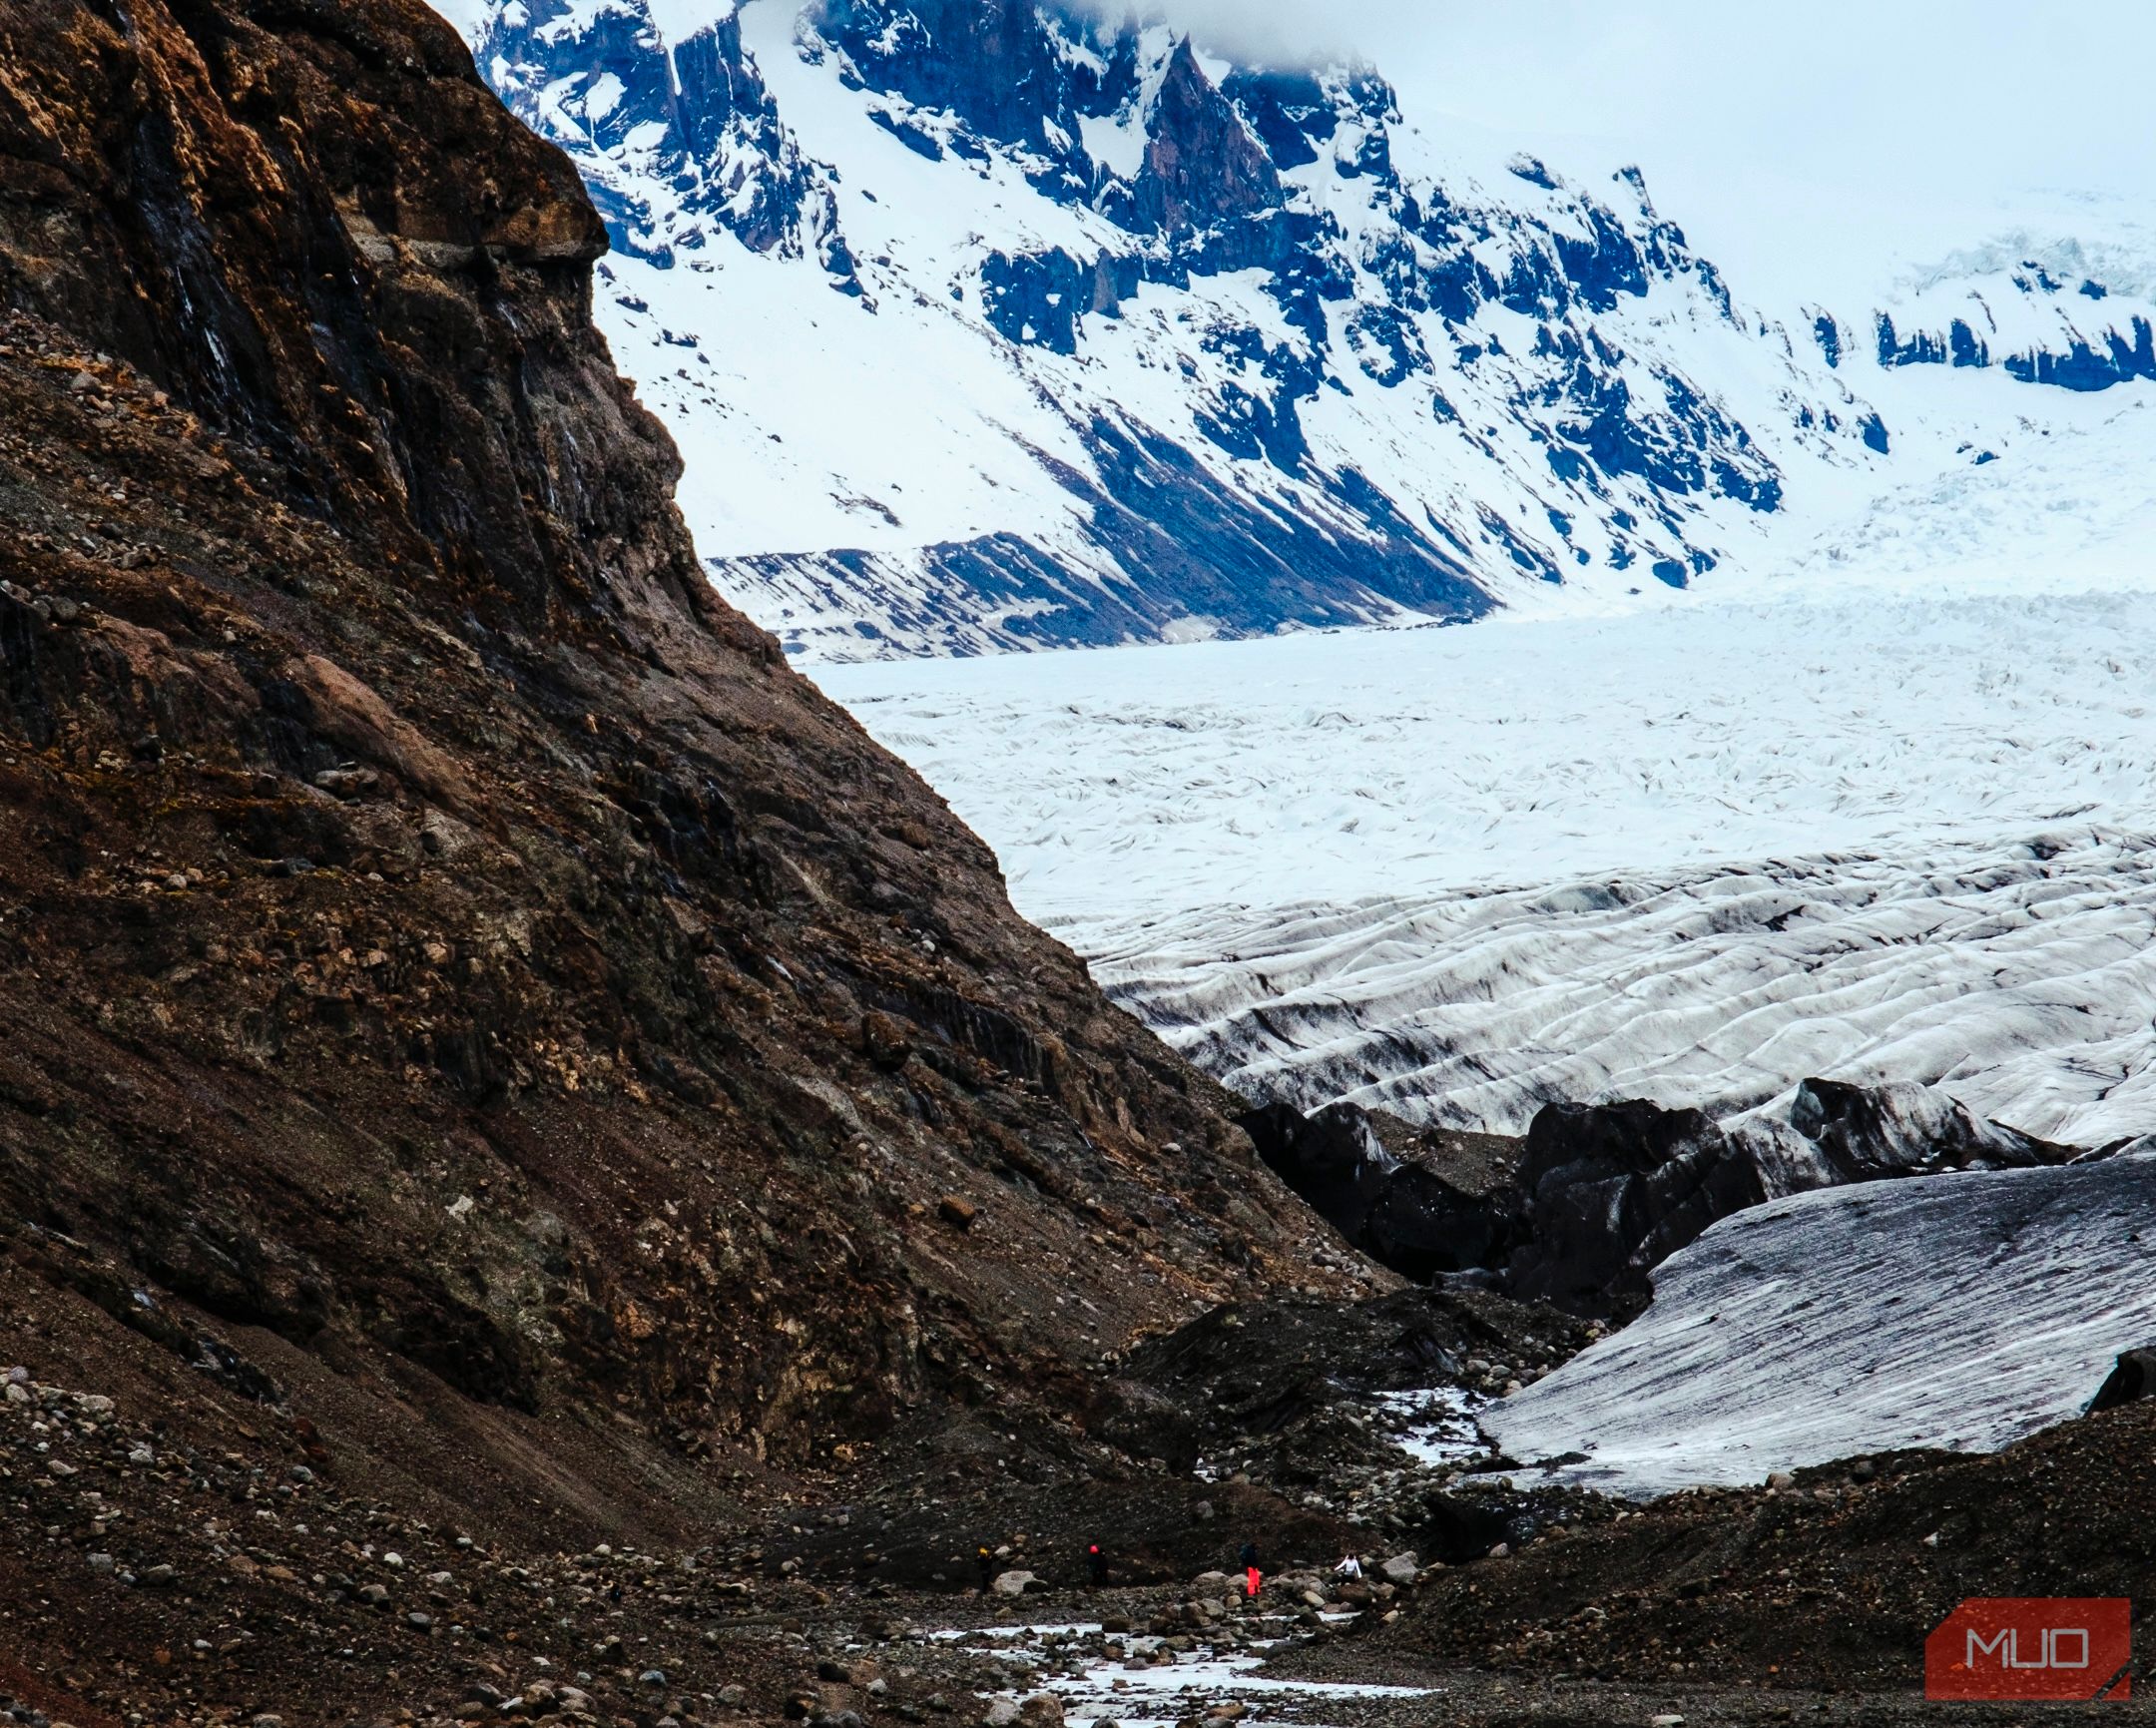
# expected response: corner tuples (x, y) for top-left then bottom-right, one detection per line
(1077, 0), (2156, 207)
(1066, 0), (1358, 67)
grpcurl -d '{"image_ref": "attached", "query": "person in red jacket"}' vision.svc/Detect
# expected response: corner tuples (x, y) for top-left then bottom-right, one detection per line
(1239, 1540), (1261, 1597)
(1086, 1543), (1108, 1587)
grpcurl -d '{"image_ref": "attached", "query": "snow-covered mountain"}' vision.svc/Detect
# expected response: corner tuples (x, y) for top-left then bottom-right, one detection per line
(430, 0), (2156, 662)
(431, 0), (1947, 659)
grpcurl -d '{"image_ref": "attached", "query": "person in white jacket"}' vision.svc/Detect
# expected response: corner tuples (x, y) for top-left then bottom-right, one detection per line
(1335, 1553), (1363, 1580)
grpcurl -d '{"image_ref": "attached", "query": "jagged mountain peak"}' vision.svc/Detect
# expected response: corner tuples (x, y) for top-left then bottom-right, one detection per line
(440, 0), (2147, 661)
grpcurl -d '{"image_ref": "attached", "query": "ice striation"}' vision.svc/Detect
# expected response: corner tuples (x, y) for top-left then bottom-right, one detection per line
(825, 587), (2156, 1148)
(1483, 1146), (2156, 1495)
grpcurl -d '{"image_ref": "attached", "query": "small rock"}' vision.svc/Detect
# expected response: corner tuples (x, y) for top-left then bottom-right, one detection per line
(938, 1196), (977, 1232)
(87, 1553), (115, 1574)
(140, 1563), (176, 1587)
(1486, 1543), (1510, 1560)
(639, 1670), (668, 1688)
(717, 1686), (748, 1709)
(1766, 1471), (1796, 1491)
(1650, 1716), (1686, 1727)
(407, 1611), (433, 1631)
(358, 1583), (391, 1606)
(1015, 1698), (1062, 1728)
(980, 1702), (1020, 1728)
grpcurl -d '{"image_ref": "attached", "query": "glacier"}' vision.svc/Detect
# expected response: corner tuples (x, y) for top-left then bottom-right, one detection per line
(422, 0), (2156, 1489)
(1481, 1146), (2156, 1496)
(824, 583), (2156, 1146)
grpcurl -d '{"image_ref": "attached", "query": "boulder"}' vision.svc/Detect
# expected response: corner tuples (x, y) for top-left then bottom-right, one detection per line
(1789, 1078), (2073, 1178)
(1016, 1696), (1063, 1728)
(1377, 1552), (1419, 1587)
(2087, 1347), (2156, 1415)
(989, 1569), (1039, 1598)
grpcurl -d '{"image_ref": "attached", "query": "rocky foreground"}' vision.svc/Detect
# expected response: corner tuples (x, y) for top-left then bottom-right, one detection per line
(6, 1326), (2151, 1727)
(0, 1), (2145, 1723)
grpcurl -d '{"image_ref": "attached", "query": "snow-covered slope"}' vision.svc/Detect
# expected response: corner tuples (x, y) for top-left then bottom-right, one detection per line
(823, 585), (2156, 1144)
(1482, 1148), (2156, 1495)
(431, 0), (2156, 663)
(435, 0), (1922, 659)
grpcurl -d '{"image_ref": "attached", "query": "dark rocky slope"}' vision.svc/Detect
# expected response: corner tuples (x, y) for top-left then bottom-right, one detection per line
(0, 0), (1369, 1562)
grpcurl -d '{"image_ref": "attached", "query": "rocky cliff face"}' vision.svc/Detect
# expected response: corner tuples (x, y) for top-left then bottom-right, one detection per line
(0, 0), (1364, 1547)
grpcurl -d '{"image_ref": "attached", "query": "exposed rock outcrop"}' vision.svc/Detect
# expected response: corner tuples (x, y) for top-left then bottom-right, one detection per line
(1246, 1080), (2090, 1315)
(1133, 38), (1285, 238)
(1240, 1102), (1515, 1282)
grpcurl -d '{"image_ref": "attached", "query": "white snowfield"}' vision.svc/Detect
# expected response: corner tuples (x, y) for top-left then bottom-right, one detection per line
(821, 582), (2156, 1146)
(1481, 1147), (2156, 1496)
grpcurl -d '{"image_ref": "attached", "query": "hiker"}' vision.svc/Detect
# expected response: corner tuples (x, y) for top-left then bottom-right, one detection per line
(976, 1546), (995, 1594)
(1086, 1542), (1108, 1587)
(1239, 1539), (1262, 1598)
(1335, 1552), (1363, 1580)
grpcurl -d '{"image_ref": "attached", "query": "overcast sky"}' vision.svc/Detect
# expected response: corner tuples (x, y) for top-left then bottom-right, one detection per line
(1136, 1), (2156, 293)
(1147, 2), (2153, 189)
